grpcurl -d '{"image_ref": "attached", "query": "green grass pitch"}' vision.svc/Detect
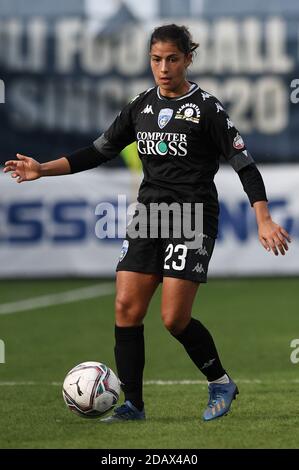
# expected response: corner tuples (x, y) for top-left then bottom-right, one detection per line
(0, 278), (298, 449)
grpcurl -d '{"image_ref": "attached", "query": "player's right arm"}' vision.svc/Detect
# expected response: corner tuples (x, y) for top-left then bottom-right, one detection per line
(3, 93), (141, 183)
(3, 154), (71, 183)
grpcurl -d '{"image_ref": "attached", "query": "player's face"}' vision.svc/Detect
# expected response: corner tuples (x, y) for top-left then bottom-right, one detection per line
(150, 41), (192, 97)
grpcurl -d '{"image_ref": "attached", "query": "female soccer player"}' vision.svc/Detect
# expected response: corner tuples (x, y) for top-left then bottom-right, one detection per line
(3, 24), (291, 422)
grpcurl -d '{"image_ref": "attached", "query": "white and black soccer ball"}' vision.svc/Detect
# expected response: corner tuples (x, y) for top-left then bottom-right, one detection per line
(62, 361), (121, 418)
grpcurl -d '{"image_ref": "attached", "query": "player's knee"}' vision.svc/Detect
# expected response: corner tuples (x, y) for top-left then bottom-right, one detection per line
(115, 296), (144, 326)
(162, 314), (186, 336)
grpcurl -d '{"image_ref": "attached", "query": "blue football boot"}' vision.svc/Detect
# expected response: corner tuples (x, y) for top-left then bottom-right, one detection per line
(100, 400), (145, 423)
(203, 379), (239, 421)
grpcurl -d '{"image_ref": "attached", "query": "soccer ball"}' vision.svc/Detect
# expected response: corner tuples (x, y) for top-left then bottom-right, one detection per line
(62, 361), (121, 418)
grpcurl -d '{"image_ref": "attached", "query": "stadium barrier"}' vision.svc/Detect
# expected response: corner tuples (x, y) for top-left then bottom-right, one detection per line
(0, 165), (298, 277)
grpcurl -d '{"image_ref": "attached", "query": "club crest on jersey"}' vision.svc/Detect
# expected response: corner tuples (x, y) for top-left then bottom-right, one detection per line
(158, 108), (173, 129)
(119, 240), (129, 262)
(233, 133), (245, 149)
(175, 103), (200, 124)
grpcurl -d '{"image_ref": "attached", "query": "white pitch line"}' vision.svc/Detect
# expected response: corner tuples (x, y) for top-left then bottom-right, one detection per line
(0, 283), (115, 315)
(0, 379), (299, 386)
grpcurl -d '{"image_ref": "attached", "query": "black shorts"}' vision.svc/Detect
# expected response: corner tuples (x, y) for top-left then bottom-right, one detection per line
(116, 233), (215, 283)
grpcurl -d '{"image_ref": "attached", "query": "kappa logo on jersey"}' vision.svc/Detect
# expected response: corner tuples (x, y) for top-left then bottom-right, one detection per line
(141, 104), (154, 115)
(158, 108), (173, 129)
(233, 133), (245, 150)
(201, 92), (211, 101)
(227, 118), (235, 129)
(175, 103), (200, 124)
(119, 240), (129, 262)
(215, 102), (225, 113)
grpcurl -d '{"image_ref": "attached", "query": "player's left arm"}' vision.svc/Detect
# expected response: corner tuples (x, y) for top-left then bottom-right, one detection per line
(252, 199), (291, 256)
(237, 163), (291, 256)
(204, 98), (291, 256)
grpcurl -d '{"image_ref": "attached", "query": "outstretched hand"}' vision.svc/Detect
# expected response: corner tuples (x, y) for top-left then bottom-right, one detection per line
(258, 219), (291, 256)
(3, 154), (41, 183)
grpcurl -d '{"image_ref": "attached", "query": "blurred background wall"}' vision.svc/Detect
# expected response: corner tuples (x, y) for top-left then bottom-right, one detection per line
(0, 0), (298, 277)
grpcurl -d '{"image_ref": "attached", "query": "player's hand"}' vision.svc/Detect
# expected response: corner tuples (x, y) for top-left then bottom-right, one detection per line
(3, 154), (41, 183)
(258, 219), (291, 256)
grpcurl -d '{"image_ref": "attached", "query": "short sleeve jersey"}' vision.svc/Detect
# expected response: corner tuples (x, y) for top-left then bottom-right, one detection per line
(93, 82), (253, 238)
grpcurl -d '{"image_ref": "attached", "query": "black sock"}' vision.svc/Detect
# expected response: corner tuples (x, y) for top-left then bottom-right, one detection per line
(173, 317), (226, 381)
(114, 324), (144, 411)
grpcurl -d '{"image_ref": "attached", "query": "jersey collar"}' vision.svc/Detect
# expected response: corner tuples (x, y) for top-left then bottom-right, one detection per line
(157, 82), (199, 101)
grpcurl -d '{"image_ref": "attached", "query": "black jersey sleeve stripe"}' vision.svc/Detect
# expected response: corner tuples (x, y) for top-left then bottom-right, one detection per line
(228, 150), (254, 172)
(237, 163), (268, 206)
(93, 133), (123, 159)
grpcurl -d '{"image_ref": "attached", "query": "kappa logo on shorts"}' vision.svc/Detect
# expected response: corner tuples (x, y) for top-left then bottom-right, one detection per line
(195, 246), (209, 256)
(192, 263), (205, 273)
(119, 240), (129, 262)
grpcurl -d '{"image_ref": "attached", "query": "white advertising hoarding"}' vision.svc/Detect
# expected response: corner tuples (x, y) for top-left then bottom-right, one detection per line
(0, 166), (298, 277)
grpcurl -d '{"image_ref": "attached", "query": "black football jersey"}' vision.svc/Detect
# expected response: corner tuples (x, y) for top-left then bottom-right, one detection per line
(93, 82), (254, 237)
